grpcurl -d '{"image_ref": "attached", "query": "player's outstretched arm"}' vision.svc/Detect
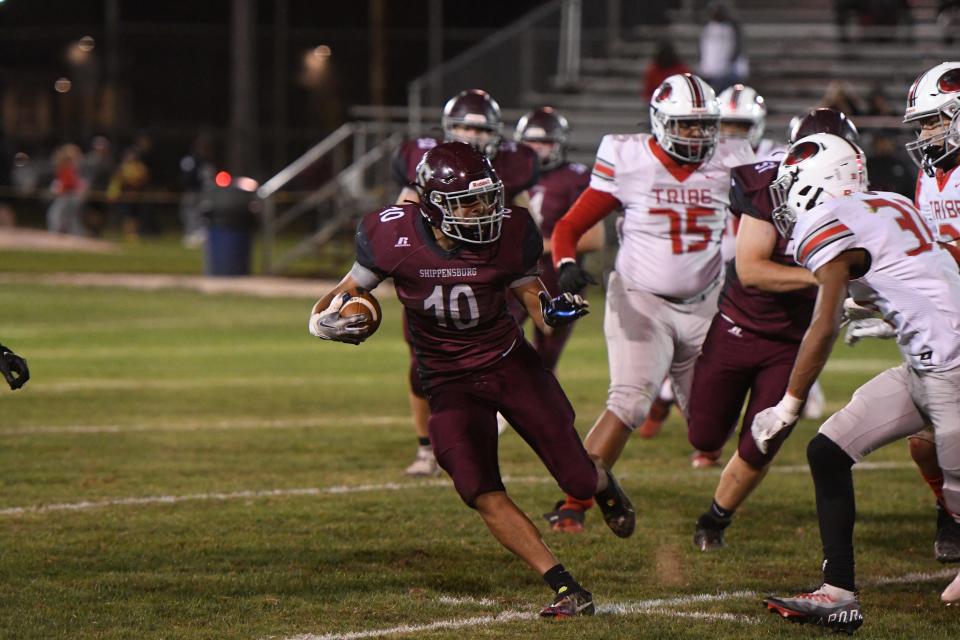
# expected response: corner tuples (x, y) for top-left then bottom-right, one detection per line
(751, 252), (860, 454)
(308, 274), (372, 345)
(511, 278), (588, 335)
(735, 215), (817, 292)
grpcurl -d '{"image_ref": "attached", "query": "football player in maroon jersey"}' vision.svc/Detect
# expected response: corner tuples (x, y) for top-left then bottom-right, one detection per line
(308, 142), (635, 617)
(508, 106), (603, 372)
(687, 109), (859, 552)
(392, 89), (541, 477)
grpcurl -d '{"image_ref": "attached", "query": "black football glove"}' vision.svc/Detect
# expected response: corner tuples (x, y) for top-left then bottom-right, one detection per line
(307, 293), (371, 345)
(557, 261), (597, 294)
(539, 291), (590, 328)
(0, 343), (29, 390)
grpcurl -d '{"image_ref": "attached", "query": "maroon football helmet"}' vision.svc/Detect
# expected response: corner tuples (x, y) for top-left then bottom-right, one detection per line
(442, 89), (503, 158)
(787, 108), (859, 144)
(515, 106), (571, 171)
(415, 141), (506, 244)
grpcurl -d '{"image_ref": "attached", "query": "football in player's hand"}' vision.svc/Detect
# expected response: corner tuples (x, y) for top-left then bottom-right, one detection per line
(340, 288), (382, 336)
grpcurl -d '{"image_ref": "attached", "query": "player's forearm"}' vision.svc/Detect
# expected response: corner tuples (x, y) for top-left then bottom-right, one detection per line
(512, 279), (553, 335)
(737, 259), (817, 292)
(786, 321), (838, 400)
(312, 273), (360, 314)
(552, 188), (620, 266)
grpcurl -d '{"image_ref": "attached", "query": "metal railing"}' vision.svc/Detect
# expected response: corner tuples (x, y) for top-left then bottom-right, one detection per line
(258, 121), (402, 274)
(405, 0), (644, 136)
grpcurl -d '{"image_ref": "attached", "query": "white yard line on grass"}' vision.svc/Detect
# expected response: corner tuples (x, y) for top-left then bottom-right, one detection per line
(0, 415), (409, 436)
(0, 462), (915, 517)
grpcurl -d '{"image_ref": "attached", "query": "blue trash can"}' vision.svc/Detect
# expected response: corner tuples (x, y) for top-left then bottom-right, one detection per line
(203, 185), (258, 276)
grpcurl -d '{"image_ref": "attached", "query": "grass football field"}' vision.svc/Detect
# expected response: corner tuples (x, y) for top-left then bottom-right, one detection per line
(0, 279), (957, 639)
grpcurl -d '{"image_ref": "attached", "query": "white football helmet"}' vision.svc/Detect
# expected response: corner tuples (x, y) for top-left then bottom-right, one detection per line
(769, 133), (869, 238)
(649, 73), (720, 163)
(903, 61), (960, 176)
(717, 84), (767, 149)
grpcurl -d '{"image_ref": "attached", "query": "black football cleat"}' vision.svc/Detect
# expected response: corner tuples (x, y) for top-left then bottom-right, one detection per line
(539, 588), (595, 618)
(594, 469), (635, 538)
(935, 504), (960, 563)
(693, 513), (728, 551)
(764, 585), (863, 634)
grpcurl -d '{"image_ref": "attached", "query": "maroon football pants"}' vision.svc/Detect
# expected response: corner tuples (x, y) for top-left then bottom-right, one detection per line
(426, 340), (598, 507)
(506, 295), (575, 371)
(687, 313), (800, 468)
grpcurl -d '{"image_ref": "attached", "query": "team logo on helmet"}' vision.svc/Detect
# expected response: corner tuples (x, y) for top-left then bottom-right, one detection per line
(938, 68), (960, 94)
(784, 141), (821, 165)
(654, 83), (673, 102)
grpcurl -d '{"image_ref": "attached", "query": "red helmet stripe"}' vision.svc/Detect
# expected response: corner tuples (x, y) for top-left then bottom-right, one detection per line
(728, 85), (743, 110)
(683, 74), (703, 108)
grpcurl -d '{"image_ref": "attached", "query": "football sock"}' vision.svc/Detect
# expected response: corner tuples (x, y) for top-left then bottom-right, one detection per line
(417, 436), (431, 448)
(542, 564), (584, 595)
(562, 495), (594, 511)
(807, 434), (857, 592)
(709, 499), (734, 522)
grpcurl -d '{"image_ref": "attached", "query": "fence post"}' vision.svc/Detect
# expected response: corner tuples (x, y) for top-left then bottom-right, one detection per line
(408, 79), (422, 137)
(557, 0), (582, 89)
(261, 196), (275, 274)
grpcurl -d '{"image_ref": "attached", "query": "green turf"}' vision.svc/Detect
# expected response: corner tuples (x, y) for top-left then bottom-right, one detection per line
(0, 281), (955, 639)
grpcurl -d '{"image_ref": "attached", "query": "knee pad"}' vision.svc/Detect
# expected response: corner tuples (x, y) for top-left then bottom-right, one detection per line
(607, 386), (656, 430)
(807, 433), (855, 475)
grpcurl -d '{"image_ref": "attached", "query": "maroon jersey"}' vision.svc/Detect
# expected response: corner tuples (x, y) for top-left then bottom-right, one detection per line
(529, 161), (590, 293)
(354, 203), (543, 388)
(392, 137), (539, 200)
(718, 160), (818, 342)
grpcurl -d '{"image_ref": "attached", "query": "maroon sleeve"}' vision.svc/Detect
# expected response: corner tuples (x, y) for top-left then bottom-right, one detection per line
(392, 138), (440, 187)
(729, 162), (778, 222)
(520, 210), (544, 275)
(494, 142), (540, 198)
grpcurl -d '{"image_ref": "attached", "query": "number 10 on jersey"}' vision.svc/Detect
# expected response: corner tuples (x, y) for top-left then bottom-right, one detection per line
(424, 284), (480, 329)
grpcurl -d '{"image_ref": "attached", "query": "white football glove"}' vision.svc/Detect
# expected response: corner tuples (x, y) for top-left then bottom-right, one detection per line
(308, 292), (370, 345)
(842, 297), (879, 322)
(751, 394), (803, 455)
(844, 317), (896, 346)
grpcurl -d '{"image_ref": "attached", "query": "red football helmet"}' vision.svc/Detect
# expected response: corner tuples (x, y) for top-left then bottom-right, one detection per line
(515, 106), (570, 171)
(415, 141), (506, 244)
(787, 108), (859, 145)
(441, 89), (503, 158)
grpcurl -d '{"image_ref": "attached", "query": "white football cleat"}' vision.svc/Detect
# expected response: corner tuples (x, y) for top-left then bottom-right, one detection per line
(404, 446), (441, 477)
(803, 380), (826, 420)
(943, 570), (960, 605)
(497, 412), (510, 436)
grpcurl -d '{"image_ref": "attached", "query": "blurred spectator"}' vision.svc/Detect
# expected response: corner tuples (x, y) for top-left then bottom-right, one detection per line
(643, 41), (692, 102)
(80, 136), (115, 237)
(179, 133), (218, 248)
(867, 132), (914, 198)
(698, 1), (745, 93)
(47, 143), (87, 235)
(834, 0), (861, 42)
(939, 0), (960, 44)
(107, 147), (153, 240)
(820, 80), (863, 117)
(861, 0), (913, 42)
(864, 84), (897, 116)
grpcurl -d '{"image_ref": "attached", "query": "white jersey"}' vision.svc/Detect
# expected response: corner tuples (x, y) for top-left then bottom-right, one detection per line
(791, 190), (960, 372)
(754, 138), (786, 163)
(590, 133), (755, 298)
(915, 166), (960, 243)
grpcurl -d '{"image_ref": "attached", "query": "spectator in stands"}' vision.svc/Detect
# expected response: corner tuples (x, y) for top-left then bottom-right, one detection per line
(862, 0), (913, 42)
(939, 0), (960, 44)
(697, 1), (744, 93)
(820, 80), (863, 117)
(107, 146), (152, 241)
(867, 131), (914, 198)
(864, 84), (897, 117)
(179, 133), (218, 248)
(47, 143), (87, 235)
(81, 136), (114, 237)
(643, 41), (691, 102)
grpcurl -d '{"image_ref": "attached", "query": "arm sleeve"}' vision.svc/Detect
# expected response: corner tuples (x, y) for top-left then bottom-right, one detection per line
(794, 213), (858, 274)
(588, 136), (619, 195)
(552, 187), (621, 266)
(517, 148), (540, 194)
(728, 173), (762, 220)
(509, 212), (544, 288)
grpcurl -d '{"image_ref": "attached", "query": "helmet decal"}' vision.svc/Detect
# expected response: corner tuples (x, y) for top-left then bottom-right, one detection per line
(654, 83), (673, 102)
(938, 68), (960, 94)
(785, 141), (820, 165)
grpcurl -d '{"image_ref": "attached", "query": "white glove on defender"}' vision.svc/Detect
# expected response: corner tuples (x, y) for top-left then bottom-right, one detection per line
(844, 318), (896, 346)
(842, 297), (879, 322)
(751, 394), (803, 455)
